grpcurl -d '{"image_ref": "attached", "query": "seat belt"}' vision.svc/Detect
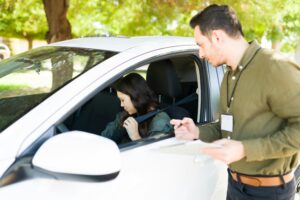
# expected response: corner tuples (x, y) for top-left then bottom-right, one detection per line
(135, 93), (197, 123)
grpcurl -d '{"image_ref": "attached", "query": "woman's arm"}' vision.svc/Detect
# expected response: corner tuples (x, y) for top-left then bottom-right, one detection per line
(100, 113), (127, 143)
(148, 112), (173, 136)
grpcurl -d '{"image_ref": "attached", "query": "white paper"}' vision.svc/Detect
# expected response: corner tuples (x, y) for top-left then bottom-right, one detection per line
(156, 140), (222, 156)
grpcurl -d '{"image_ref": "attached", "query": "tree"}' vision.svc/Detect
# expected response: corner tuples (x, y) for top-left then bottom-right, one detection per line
(0, 0), (47, 49)
(73, 0), (298, 52)
(1, 0), (300, 53)
(42, 0), (73, 90)
(279, 0), (300, 52)
(42, 0), (72, 43)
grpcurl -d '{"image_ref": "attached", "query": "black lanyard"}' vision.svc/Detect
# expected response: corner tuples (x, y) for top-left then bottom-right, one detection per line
(226, 47), (261, 113)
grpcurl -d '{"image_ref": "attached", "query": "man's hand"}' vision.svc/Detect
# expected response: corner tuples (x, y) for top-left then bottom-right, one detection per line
(123, 117), (141, 141)
(202, 138), (245, 164)
(170, 117), (199, 140)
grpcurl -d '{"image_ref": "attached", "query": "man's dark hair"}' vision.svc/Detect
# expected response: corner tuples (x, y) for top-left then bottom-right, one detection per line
(190, 4), (244, 38)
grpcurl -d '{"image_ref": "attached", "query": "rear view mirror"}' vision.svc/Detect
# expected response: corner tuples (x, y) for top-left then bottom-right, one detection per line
(32, 131), (121, 181)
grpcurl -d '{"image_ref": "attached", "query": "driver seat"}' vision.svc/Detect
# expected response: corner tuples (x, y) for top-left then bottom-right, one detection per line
(146, 59), (190, 119)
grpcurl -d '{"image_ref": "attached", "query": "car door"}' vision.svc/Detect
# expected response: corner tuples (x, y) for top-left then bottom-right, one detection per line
(108, 55), (227, 199)
(44, 53), (227, 200)
(79, 53), (226, 199)
(52, 53), (227, 199)
(115, 138), (228, 200)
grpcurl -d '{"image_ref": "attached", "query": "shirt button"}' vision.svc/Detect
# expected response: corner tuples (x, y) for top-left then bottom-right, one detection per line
(239, 65), (243, 70)
(232, 76), (236, 80)
(231, 97), (234, 101)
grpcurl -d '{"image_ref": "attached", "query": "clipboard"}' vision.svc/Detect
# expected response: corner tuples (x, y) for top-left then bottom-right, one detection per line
(157, 140), (222, 156)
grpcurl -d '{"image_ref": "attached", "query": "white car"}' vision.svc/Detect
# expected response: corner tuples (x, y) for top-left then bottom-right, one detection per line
(0, 36), (228, 200)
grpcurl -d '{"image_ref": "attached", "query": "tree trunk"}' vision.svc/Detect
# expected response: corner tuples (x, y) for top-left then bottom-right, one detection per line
(43, 0), (72, 43)
(42, 0), (73, 91)
(26, 36), (33, 50)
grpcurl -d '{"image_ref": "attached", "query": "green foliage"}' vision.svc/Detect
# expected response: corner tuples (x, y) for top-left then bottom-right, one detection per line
(67, 0), (300, 52)
(0, 0), (300, 52)
(0, 0), (47, 39)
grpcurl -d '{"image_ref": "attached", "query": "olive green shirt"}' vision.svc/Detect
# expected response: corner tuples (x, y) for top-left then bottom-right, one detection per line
(199, 40), (300, 175)
(101, 111), (172, 143)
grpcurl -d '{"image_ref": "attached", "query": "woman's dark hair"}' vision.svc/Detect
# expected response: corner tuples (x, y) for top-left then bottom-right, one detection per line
(190, 4), (244, 38)
(113, 73), (158, 138)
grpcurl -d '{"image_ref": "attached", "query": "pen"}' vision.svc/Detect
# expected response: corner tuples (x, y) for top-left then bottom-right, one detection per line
(174, 122), (183, 129)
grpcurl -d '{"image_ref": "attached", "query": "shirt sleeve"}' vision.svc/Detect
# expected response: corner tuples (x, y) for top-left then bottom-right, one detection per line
(100, 112), (127, 143)
(242, 59), (300, 161)
(198, 120), (222, 142)
(148, 112), (172, 136)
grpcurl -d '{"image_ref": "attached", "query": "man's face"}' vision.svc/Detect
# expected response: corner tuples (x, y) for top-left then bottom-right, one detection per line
(194, 26), (224, 67)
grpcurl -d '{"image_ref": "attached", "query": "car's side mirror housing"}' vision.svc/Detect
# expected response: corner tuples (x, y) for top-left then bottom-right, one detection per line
(32, 131), (121, 181)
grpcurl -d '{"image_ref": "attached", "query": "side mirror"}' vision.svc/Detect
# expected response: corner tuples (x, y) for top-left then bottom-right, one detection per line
(32, 131), (121, 181)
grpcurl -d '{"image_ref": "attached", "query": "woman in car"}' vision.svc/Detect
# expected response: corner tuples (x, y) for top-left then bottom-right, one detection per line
(101, 73), (172, 143)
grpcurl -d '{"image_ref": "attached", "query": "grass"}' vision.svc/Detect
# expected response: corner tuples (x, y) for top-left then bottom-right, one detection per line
(0, 84), (47, 98)
(0, 84), (30, 90)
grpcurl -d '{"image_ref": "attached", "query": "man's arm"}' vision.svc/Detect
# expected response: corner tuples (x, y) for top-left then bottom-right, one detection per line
(242, 59), (300, 161)
(171, 117), (222, 142)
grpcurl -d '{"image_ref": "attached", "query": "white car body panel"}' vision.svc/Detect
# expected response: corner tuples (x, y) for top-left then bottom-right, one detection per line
(51, 36), (195, 52)
(0, 138), (227, 200)
(0, 159), (15, 176)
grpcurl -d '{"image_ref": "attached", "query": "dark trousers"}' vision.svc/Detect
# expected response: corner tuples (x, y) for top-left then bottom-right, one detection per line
(226, 170), (296, 200)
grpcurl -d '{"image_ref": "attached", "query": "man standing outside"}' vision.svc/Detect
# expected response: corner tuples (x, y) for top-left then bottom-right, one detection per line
(171, 4), (300, 200)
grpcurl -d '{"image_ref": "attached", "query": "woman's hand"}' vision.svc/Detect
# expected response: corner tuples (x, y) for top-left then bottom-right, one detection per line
(123, 117), (141, 141)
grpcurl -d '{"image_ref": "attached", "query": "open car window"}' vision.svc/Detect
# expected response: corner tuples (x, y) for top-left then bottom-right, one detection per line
(60, 55), (201, 148)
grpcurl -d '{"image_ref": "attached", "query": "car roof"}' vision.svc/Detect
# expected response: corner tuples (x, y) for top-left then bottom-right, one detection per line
(50, 36), (196, 52)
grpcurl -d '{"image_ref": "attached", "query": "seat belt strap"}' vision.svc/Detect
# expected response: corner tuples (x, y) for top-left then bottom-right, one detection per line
(135, 93), (197, 123)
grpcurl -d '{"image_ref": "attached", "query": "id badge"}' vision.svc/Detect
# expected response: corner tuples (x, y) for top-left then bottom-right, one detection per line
(221, 114), (233, 132)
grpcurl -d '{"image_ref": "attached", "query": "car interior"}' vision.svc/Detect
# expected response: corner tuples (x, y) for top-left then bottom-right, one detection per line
(61, 55), (200, 146)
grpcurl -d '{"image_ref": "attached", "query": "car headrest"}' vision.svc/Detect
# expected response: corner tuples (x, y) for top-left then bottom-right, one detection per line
(146, 60), (182, 98)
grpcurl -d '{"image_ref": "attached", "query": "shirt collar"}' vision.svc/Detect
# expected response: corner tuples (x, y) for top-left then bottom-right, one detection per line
(224, 40), (261, 73)
(237, 40), (261, 71)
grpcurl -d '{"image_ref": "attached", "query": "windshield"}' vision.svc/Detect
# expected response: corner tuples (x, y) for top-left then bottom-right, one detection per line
(0, 46), (116, 132)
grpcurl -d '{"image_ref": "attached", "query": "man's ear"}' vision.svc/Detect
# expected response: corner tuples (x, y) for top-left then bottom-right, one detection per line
(211, 30), (225, 44)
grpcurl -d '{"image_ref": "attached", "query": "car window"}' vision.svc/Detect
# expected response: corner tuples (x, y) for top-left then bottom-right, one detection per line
(60, 55), (200, 148)
(0, 46), (116, 132)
